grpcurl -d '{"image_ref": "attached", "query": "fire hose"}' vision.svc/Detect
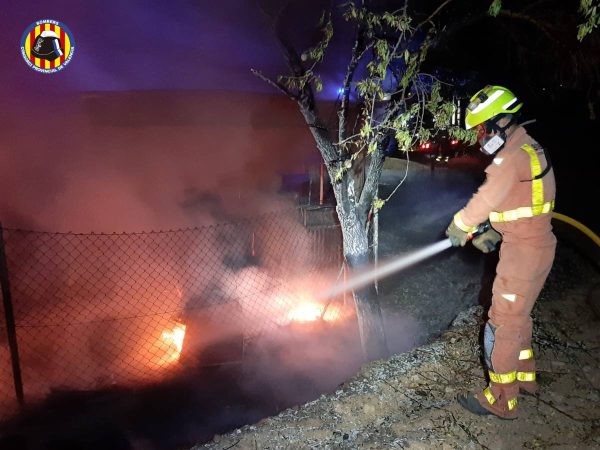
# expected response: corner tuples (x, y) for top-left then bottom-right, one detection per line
(320, 212), (599, 302)
(552, 212), (600, 247)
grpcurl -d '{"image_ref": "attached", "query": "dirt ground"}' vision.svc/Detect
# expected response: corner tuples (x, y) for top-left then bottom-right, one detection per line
(192, 243), (600, 449)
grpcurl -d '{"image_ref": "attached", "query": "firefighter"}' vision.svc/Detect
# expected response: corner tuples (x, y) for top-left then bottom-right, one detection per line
(445, 85), (556, 419)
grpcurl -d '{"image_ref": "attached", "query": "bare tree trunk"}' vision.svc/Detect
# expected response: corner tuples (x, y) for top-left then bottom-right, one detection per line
(296, 104), (388, 361)
(353, 281), (388, 360)
(373, 189), (379, 295)
(337, 205), (388, 361)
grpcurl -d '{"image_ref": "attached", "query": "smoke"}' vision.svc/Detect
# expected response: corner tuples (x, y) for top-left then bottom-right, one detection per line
(0, 90), (319, 232)
(236, 306), (420, 411)
(0, 86), (326, 425)
(0, 195), (424, 450)
(174, 214), (421, 420)
(0, 87), (442, 450)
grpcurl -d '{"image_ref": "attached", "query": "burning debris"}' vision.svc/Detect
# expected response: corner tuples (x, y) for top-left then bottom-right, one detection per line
(0, 208), (342, 402)
(282, 293), (352, 325)
(155, 320), (187, 366)
(287, 301), (324, 323)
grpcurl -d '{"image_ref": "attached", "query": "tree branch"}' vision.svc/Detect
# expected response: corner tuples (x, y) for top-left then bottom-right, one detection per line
(251, 69), (298, 100)
(428, 10), (485, 49)
(498, 10), (561, 46)
(281, 41), (318, 114)
(522, 0), (553, 13)
(256, 0), (316, 109)
(416, 0), (455, 30)
(297, 101), (338, 166)
(357, 144), (385, 221)
(338, 28), (365, 145)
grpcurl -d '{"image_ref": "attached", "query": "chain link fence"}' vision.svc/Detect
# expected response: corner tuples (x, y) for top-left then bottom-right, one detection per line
(0, 209), (345, 421)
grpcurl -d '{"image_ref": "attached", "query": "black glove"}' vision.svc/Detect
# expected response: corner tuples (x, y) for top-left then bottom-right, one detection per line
(472, 227), (502, 253)
(446, 219), (469, 247)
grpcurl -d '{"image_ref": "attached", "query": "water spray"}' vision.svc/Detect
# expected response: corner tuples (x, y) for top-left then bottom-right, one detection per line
(319, 221), (491, 301)
(319, 239), (452, 301)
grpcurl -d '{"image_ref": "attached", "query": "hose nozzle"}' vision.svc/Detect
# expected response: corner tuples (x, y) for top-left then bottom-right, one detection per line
(467, 220), (491, 241)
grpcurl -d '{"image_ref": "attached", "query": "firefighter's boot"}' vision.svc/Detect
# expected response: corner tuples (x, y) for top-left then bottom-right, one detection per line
(474, 321), (520, 419)
(478, 382), (518, 419)
(458, 382), (518, 420)
(457, 392), (491, 416)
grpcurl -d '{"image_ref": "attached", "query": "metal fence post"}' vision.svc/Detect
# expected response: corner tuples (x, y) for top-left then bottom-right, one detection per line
(319, 162), (324, 206)
(0, 223), (25, 407)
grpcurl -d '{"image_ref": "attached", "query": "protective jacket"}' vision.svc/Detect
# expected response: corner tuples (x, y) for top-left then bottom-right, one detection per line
(456, 126), (556, 245)
(454, 125), (556, 418)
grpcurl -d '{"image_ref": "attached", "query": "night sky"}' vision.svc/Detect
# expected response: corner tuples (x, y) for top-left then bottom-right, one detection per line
(0, 0), (352, 97)
(2, 0), (279, 93)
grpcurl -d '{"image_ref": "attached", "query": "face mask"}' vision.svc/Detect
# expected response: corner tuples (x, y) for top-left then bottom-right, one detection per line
(480, 134), (505, 155)
(475, 120), (508, 155)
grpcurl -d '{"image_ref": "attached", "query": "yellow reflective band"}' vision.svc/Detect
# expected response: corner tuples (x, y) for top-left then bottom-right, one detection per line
(488, 144), (554, 223)
(507, 397), (518, 411)
(489, 201), (554, 223)
(454, 212), (476, 233)
(517, 371), (536, 382)
(519, 348), (534, 360)
(489, 370), (517, 384)
(521, 144), (545, 214)
(483, 387), (496, 405)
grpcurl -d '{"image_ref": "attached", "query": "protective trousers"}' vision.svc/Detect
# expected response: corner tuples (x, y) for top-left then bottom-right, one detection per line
(477, 240), (555, 419)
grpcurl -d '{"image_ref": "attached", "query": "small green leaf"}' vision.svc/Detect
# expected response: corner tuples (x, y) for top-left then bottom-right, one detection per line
(314, 77), (323, 93)
(398, 15), (412, 32)
(373, 198), (385, 211)
(577, 0), (600, 40)
(395, 130), (412, 152)
(488, 0), (502, 17)
(360, 122), (372, 138)
(368, 141), (378, 154)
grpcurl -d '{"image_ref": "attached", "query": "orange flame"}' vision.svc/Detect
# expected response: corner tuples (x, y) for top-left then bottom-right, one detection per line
(286, 299), (348, 324)
(157, 320), (186, 365)
(287, 301), (323, 323)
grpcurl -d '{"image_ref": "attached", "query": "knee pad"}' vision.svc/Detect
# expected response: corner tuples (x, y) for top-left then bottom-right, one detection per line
(484, 321), (496, 371)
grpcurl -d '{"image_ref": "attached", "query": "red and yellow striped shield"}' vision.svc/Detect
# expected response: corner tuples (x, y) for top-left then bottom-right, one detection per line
(20, 20), (75, 73)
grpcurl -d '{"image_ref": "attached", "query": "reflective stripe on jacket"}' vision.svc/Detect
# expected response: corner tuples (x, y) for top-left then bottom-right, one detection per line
(457, 126), (556, 243)
(488, 143), (554, 223)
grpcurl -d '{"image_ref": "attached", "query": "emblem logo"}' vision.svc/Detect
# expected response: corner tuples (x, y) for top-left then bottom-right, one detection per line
(20, 20), (75, 73)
